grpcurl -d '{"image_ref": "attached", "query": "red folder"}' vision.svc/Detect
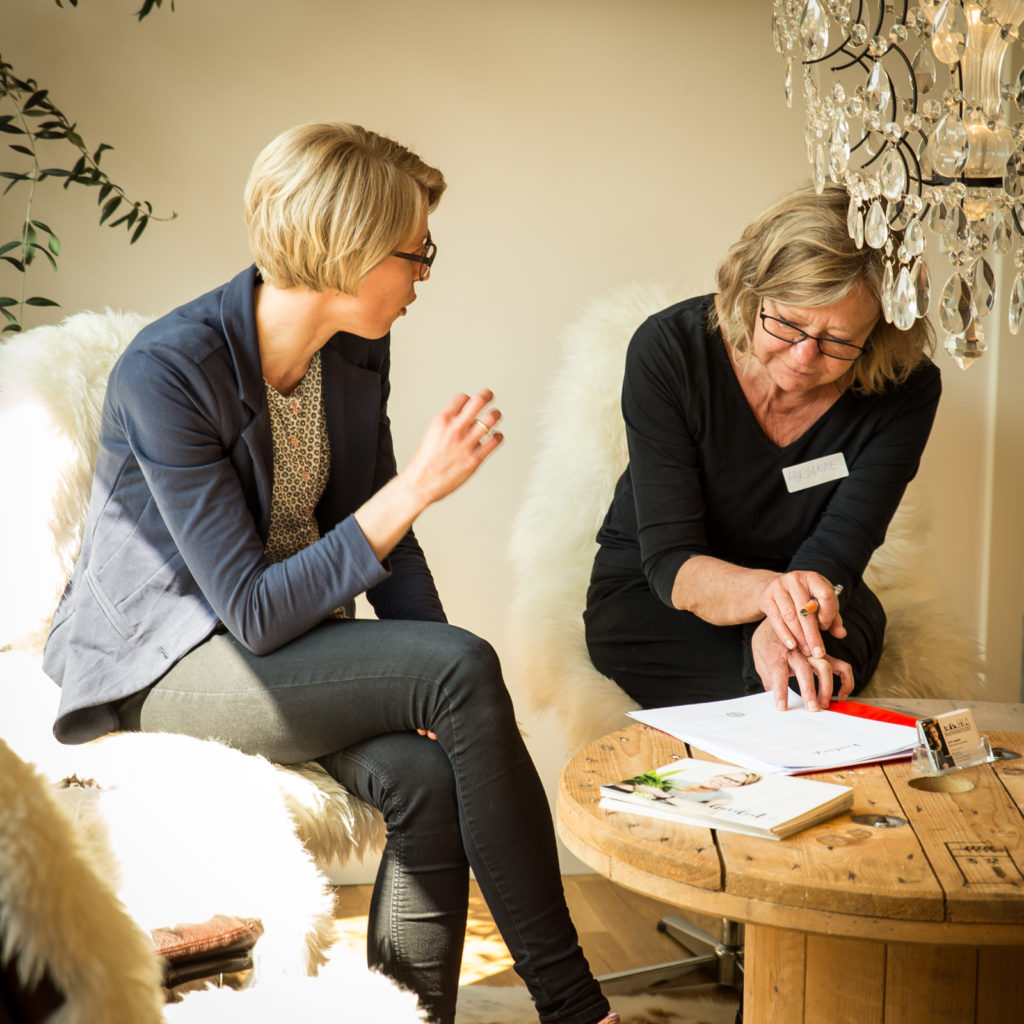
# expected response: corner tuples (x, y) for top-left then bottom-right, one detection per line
(826, 700), (918, 728)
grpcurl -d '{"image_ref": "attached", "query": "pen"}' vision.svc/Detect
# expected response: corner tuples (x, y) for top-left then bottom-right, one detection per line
(799, 583), (843, 617)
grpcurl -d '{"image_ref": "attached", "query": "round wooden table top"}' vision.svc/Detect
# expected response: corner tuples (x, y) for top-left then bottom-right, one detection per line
(557, 700), (1024, 947)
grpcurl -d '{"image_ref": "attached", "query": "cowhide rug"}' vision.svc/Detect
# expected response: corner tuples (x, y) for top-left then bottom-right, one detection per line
(167, 972), (738, 1024)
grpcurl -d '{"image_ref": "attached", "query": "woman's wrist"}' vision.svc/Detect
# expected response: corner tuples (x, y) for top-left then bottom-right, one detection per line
(353, 473), (429, 562)
(672, 556), (778, 624)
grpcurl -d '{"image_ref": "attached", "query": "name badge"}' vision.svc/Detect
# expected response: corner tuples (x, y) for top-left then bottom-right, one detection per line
(782, 452), (848, 493)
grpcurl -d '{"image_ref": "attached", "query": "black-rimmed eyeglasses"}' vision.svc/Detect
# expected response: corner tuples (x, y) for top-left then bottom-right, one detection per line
(393, 233), (437, 280)
(758, 302), (869, 362)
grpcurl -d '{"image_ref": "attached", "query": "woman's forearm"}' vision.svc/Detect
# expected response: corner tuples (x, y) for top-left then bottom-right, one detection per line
(353, 472), (430, 563)
(670, 555), (778, 624)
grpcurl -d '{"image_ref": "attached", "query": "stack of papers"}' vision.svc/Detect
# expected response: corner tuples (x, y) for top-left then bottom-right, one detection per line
(627, 691), (918, 774)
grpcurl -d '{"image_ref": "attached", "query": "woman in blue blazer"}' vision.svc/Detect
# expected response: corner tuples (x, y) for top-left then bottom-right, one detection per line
(43, 122), (614, 1024)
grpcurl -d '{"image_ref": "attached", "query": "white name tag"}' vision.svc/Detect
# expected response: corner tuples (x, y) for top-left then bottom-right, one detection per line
(782, 452), (849, 493)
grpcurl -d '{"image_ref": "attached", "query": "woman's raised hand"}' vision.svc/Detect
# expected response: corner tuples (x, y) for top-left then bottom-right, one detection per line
(353, 389), (503, 564)
(403, 389), (503, 505)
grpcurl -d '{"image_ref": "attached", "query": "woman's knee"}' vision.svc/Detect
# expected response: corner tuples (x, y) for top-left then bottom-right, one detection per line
(441, 628), (509, 707)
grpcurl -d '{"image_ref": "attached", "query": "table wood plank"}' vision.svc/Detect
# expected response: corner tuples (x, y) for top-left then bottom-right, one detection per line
(804, 935), (884, 1023)
(743, 925), (805, 1024)
(883, 945), (977, 1023)
(882, 748), (1024, 923)
(992, 730), (1024, 808)
(977, 947), (1024, 1020)
(715, 762), (943, 919)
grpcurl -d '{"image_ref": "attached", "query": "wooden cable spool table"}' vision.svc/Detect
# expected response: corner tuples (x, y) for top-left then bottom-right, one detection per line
(557, 699), (1024, 1024)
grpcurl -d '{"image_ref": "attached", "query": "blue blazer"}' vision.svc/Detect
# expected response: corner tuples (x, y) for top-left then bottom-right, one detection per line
(44, 266), (444, 744)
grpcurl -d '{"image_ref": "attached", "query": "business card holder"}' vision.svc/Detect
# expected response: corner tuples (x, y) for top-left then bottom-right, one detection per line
(911, 733), (994, 776)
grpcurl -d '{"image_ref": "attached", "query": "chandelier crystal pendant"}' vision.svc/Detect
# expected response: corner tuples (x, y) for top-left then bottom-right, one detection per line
(772, 0), (1024, 368)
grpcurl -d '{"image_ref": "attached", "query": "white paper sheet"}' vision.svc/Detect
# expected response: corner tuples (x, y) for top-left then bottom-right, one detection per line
(627, 691), (918, 774)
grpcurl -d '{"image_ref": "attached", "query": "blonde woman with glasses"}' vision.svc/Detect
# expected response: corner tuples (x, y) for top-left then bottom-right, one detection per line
(585, 185), (939, 716)
(44, 122), (615, 1024)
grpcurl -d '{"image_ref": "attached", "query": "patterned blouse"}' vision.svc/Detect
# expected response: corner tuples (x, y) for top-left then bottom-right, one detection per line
(263, 351), (348, 618)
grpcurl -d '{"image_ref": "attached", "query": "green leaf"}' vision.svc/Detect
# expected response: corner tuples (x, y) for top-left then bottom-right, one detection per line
(93, 142), (113, 162)
(99, 195), (121, 224)
(0, 241), (21, 257)
(110, 208), (139, 229)
(23, 90), (49, 110)
(26, 296), (60, 307)
(0, 297), (19, 307)
(131, 216), (149, 243)
(47, 233), (61, 256)
(66, 130), (85, 149)
(31, 244), (58, 271)
(0, 122), (25, 135)
(0, 256), (26, 271)
(136, 0), (174, 20)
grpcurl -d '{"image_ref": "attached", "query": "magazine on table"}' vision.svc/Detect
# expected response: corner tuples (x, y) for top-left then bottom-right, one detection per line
(599, 757), (854, 840)
(627, 691), (919, 774)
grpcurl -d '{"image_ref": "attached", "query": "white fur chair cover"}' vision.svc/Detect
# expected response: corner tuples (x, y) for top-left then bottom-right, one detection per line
(509, 284), (985, 756)
(0, 311), (382, 971)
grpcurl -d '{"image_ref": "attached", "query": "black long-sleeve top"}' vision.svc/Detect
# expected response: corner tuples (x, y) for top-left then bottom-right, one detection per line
(594, 295), (942, 609)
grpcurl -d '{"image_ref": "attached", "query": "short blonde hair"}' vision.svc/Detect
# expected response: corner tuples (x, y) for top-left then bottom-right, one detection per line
(710, 185), (934, 394)
(244, 122), (446, 295)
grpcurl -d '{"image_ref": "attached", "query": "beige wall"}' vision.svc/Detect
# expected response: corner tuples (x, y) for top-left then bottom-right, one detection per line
(5, 0), (1022, 881)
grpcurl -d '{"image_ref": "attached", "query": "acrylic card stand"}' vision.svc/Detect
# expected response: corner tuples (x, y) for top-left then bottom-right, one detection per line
(912, 708), (994, 776)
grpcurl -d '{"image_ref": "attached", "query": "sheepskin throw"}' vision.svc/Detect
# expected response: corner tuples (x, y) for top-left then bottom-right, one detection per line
(509, 283), (985, 756)
(0, 310), (385, 865)
(1, 738), (735, 1024)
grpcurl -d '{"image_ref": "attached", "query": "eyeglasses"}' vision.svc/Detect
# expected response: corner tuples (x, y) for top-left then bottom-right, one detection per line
(392, 232), (437, 280)
(758, 303), (870, 362)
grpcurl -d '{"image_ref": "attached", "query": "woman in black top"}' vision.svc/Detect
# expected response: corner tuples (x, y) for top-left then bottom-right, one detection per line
(585, 186), (940, 713)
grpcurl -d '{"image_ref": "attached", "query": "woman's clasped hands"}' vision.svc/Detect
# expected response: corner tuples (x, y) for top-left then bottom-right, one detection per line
(754, 571), (854, 713)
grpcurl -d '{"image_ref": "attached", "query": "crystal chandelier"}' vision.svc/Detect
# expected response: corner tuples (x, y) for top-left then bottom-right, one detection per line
(771, 0), (1024, 368)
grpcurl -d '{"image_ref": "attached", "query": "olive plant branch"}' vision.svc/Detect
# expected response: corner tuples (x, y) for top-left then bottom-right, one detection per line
(0, 0), (175, 334)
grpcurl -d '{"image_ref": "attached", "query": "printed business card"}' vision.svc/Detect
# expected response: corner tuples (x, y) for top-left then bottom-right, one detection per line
(917, 709), (982, 772)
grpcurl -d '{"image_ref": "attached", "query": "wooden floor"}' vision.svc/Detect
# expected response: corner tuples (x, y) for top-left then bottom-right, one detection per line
(331, 873), (728, 988)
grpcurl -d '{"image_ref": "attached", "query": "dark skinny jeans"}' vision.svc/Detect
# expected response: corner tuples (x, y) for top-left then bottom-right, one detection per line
(118, 618), (608, 1024)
